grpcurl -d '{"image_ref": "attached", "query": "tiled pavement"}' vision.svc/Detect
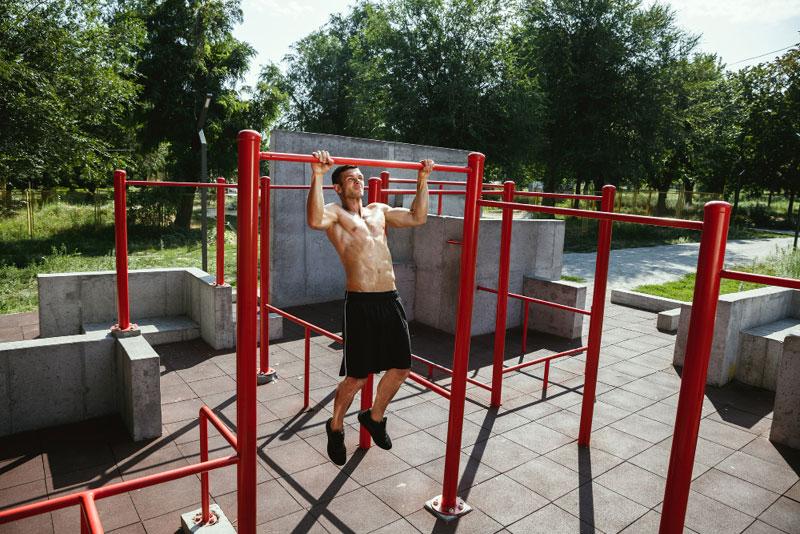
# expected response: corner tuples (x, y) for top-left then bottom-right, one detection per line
(0, 301), (799, 533)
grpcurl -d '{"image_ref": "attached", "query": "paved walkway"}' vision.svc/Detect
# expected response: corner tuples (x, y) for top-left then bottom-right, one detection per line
(0, 300), (797, 533)
(563, 237), (795, 290)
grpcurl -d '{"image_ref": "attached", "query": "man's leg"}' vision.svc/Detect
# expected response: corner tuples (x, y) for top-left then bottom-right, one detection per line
(369, 367), (410, 421)
(330, 376), (367, 431)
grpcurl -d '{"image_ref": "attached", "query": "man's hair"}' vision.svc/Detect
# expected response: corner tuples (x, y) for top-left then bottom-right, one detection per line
(331, 164), (358, 185)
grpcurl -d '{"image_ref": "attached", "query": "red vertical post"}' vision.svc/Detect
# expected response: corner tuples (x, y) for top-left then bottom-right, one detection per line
(235, 130), (260, 534)
(380, 171), (390, 204)
(437, 183), (444, 215)
(490, 181), (516, 407)
(200, 411), (210, 522)
(303, 328), (311, 410)
(427, 152), (485, 519)
(258, 176), (276, 384)
(578, 185), (615, 446)
(359, 177), (382, 450)
(215, 177), (226, 286)
(521, 302), (529, 355)
(113, 170), (132, 332)
(660, 202), (730, 534)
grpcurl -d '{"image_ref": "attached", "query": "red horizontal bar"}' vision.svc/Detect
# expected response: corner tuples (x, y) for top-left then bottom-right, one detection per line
(514, 191), (602, 201)
(478, 200), (705, 230)
(268, 184), (336, 190)
(477, 286), (591, 316)
(502, 346), (588, 374)
(447, 240), (463, 245)
(260, 152), (470, 174)
(408, 371), (451, 399)
(126, 180), (236, 189)
(266, 304), (343, 343)
(411, 354), (492, 391)
(720, 270), (800, 290)
(389, 178), (469, 186)
(200, 406), (238, 450)
(383, 189), (466, 195)
(0, 455), (237, 524)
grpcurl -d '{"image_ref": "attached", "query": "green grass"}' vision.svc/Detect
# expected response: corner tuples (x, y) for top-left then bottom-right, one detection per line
(633, 246), (799, 302)
(561, 274), (586, 283)
(0, 200), (237, 314)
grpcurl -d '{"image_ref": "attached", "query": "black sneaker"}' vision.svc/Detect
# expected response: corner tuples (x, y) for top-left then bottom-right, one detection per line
(357, 409), (392, 450)
(325, 418), (346, 466)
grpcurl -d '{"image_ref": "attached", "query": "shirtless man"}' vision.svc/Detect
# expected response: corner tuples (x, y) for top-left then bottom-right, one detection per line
(307, 150), (433, 465)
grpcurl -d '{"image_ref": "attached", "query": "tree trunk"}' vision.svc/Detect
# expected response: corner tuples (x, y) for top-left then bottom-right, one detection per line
(768, 190), (773, 207)
(788, 191), (795, 225)
(573, 178), (582, 209)
(732, 182), (742, 225)
(173, 190), (196, 230)
(683, 179), (694, 206)
(656, 190), (668, 215)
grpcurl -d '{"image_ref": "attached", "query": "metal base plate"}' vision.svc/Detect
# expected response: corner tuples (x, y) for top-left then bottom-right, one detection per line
(424, 495), (472, 521)
(256, 369), (278, 385)
(180, 504), (235, 533)
(110, 323), (140, 338)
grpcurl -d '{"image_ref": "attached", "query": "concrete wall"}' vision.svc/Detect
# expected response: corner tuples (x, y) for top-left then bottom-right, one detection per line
(38, 268), (233, 349)
(0, 332), (161, 440)
(771, 335), (800, 449)
(412, 216), (564, 335)
(673, 286), (799, 387)
(268, 130), (473, 308)
(0, 331), (114, 436)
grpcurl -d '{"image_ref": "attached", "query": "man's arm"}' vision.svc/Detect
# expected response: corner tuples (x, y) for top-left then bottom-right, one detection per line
(385, 159), (434, 228)
(307, 150), (338, 230)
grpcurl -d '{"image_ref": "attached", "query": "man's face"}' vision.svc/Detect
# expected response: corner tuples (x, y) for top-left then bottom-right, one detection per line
(336, 168), (364, 200)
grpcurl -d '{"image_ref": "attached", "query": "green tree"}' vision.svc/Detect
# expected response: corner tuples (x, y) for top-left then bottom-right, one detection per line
(136, 0), (262, 229)
(0, 0), (142, 192)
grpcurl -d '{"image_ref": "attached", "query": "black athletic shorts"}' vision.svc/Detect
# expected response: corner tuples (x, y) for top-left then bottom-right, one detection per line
(339, 290), (412, 379)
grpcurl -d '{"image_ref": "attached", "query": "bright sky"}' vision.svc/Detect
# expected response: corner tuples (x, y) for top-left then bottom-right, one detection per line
(236, 0), (800, 89)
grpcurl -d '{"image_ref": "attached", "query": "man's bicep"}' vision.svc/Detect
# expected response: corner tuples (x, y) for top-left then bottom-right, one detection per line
(385, 206), (416, 228)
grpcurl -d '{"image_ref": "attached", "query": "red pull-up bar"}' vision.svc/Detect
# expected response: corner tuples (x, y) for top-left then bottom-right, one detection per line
(260, 151), (471, 174)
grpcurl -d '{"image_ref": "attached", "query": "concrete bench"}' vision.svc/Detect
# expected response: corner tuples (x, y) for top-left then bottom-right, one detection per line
(771, 335), (800, 449)
(674, 286), (800, 387)
(738, 319), (800, 391)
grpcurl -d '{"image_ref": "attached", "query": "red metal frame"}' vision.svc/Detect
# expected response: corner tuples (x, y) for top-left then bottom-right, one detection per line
(7, 141), (778, 534)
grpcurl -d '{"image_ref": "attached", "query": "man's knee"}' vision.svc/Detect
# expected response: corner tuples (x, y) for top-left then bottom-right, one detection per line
(341, 376), (367, 391)
(394, 367), (411, 380)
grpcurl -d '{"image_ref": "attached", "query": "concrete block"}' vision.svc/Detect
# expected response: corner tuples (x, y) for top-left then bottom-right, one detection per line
(116, 335), (161, 441)
(770, 335), (800, 449)
(657, 308), (681, 333)
(738, 319), (800, 390)
(37, 273), (82, 336)
(611, 289), (688, 313)
(523, 277), (587, 340)
(394, 263), (416, 321)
